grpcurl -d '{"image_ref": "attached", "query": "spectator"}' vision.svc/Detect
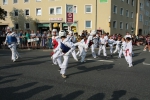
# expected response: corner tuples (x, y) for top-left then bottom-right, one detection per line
(30, 30), (36, 49)
(42, 31), (47, 49)
(36, 30), (41, 49)
(19, 30), (23, 49)
(47, 30), (53, 49)
(22, 32), (26, 49)
(26, 30), (30, 50)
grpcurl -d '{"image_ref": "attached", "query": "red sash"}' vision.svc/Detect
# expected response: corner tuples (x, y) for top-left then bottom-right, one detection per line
(53, 39), (58, 49)
(125, 49), (129, 56)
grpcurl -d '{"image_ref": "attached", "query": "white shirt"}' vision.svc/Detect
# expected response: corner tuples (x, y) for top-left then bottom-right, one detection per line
(30, 33), (36, 38)
(99, 38), (107, 45)
(125, 41), (132, 54)
(104, 36), (108, 41)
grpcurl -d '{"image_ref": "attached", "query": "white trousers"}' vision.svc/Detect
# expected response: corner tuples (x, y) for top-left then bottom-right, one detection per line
(60, 55), (69, 75)
(126, 55), (132, 66)
(98, 45), (107, 56)
(9, 43), (19, 61)
(109, 45), (113, 54)
(114, 46), (120, 53)
(52, 50), (62, 68)
(119, 49), (128, 62)
(71, 50), (78, 61)
(91, 44), (96, 58)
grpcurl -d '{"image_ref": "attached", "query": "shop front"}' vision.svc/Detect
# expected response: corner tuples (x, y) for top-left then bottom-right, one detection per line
(62, 22), (77, 32)
(37, 23), (50, 33)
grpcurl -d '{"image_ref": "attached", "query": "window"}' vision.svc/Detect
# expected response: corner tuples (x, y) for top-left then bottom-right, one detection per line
(13, 0), (17, 3)
(131, 0), (134, 6)
(146, 1), (149, 7)
(126, 10), (129, 17)
(113, 5), (117, 13)
(25, 9), (29, 16)
(50, 8), (55, 15)
(127, 0), (129, 4)
(120, 22), (123, 29)
(85, 21), (92, 28)
(24, 0), (29, 3)
(85, 5), (92, 13)
(74, 6), (77, 13)
(126, 23), (128, 29)
(113, 21), (117, 28)
(25, 23), (30, 29)
(14, 10), (18, 16)
(36, 8), (41, 15)
(120, 8), (124, 15)
(139, 14), (143, 21)
(3, 0), (8, 5)
(15, 23), (19, 29)
(131, 12), (133, 18)
(140, 3), (143, 11)
(56, 7), (62, 14)
(36, 0), (41, 1)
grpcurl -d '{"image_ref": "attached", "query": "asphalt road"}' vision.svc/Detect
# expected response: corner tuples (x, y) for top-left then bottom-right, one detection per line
(0, 46), (150, 100)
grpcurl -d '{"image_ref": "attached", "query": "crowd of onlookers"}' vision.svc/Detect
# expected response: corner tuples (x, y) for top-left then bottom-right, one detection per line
(0, 29), (150, 50)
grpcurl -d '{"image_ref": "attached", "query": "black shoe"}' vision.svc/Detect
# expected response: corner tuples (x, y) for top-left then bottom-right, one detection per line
(111, 55), (113, 57)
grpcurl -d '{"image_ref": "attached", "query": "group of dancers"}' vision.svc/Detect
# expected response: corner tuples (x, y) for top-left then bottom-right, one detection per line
(4, 27), (133, 78)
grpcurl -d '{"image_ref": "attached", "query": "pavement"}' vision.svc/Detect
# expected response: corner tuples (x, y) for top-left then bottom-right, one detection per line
(0, 46), (150, 100)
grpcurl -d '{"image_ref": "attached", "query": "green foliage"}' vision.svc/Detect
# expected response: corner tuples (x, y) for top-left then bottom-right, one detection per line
(0, 7), (7, 20)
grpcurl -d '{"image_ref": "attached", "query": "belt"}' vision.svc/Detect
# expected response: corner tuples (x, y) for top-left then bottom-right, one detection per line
(125, 49), (129, 56)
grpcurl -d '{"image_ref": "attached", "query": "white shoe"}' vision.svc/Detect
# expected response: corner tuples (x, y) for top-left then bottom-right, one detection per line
(61, 74), (67, 78)
(143, 49), (146, 51)
(94, 56), (97, 58)
(74, 58), (78, 61)
(12, 60), (16, 62)
(129, 65), (133, 67)
(16, 56), (18, 60)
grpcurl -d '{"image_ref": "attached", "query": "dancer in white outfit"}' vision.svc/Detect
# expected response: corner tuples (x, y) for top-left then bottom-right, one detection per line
(85, 30), (97, 58)
(113, 38), (122, 54)
(59, 30), (76, 78)
(108, 36), (115, 57)
(125, 37), (133, 67)
(67, 31), (78, 61)
(118, 38), (127, 59)
(5, 27), (20, 62)
(51, 29), (62, 70)
(74, 35), (87, 62)
(98, 35), (107, 59)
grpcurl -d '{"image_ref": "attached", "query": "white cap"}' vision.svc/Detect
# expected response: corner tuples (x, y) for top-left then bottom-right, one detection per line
(90, 30), (97, 36)
(69, 31), (73, 35)
(52, 29), (57, 36)
(59, 30), (66, 37)
(52, 29), (57, 32)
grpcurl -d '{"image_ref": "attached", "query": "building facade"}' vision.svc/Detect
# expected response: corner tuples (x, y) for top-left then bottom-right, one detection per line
(0, 0), (149, 35)
(135, 0), (150, 35)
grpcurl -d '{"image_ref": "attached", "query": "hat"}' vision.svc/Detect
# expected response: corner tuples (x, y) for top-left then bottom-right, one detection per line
(59, 30), (66, 37)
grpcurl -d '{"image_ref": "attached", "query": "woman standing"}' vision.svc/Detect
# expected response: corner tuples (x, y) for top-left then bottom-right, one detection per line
(47, 31), (53, 49)
(30, 30), (36, 49)
(42, 31), (47, 49)
(22, 32), (26, 49)
(26, 30), (30, 50)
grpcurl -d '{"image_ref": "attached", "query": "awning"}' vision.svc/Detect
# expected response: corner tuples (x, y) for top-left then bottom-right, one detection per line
(38, 23), (50, 27)
(63, 23), (77, 27)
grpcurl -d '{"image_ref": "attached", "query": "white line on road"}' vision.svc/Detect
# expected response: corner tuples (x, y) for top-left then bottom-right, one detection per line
(143, 62), (150, 65)
(98, 60), (114, 62)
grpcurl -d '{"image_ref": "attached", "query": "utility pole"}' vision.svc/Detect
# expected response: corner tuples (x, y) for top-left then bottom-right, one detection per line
(95, 0), (97, 30)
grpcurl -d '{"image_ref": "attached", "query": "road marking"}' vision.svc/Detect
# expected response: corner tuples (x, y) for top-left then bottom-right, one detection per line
(98, 60), (114, 62)
(86, 59), (114, 63)
(143, 62), (150, 65)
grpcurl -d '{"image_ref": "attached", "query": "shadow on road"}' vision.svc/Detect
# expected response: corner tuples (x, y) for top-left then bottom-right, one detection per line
(0, 82), (53, 100)
(67, 64), (114, 77)
(46, 90), (84, 100)
(133, 58), (145, 66)
(87, 93), (105, 100)
(110, 90), (126, 100)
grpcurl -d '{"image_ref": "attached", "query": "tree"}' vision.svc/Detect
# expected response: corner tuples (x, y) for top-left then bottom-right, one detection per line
(0, 7), (7, 20)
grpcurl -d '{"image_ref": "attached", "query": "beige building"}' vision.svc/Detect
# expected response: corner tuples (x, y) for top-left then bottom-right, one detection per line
(135, 0), (150, 35)
(0, 0), (149, 35)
